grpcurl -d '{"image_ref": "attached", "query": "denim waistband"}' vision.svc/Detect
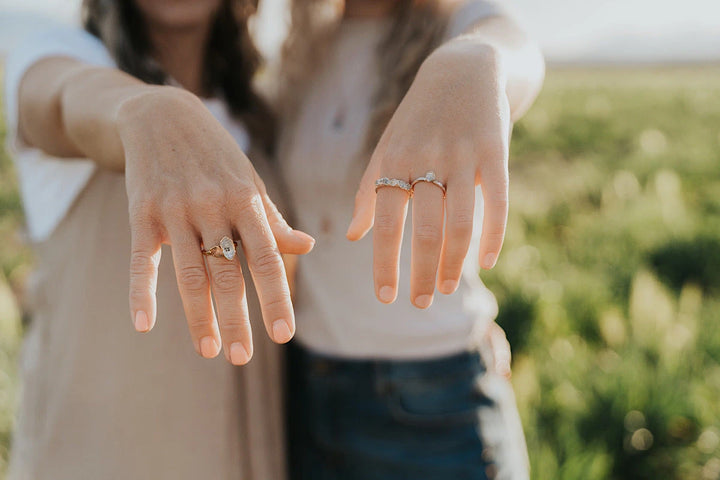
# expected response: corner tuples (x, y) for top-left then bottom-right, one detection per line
(289, 342), (486, 381)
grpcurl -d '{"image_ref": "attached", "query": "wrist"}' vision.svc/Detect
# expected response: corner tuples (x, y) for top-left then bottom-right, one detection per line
(421, 40), (507, 92)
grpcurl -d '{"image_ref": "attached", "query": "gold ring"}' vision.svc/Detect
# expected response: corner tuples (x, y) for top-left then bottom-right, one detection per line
(202, 236), (239, 261)
(410, 171), (446, 198)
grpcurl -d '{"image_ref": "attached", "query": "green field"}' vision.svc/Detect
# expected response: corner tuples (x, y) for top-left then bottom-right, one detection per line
(1, 67), (719, 479)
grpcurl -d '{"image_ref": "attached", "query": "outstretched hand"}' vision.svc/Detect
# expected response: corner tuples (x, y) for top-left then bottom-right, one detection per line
(121, 88), (315, 365)
(347, 44), (511, 309)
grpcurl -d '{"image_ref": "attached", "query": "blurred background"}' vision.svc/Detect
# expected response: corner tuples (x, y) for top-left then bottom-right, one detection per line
(1, 0), (719, 479)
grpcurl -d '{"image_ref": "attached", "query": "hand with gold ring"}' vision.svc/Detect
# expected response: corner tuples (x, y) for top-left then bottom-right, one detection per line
(117, 88), (315, 365)
(347, 42), (517, 309)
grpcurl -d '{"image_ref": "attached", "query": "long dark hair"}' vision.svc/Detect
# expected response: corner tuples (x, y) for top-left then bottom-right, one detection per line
(82, 0), (275, 152)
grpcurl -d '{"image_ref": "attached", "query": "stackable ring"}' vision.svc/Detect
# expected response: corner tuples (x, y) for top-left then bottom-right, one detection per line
(375, 177), (413, 196)
(411, 171), (446, 198)
(202, 236), (239, 261)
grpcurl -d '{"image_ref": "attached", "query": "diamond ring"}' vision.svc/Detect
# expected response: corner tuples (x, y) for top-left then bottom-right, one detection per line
(202, 236), (239, 261)
(411, 171), (446, 198)
(375, 177), (413, 196)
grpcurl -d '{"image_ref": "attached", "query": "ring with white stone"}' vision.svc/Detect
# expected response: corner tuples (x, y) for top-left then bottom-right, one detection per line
(374, 177), (413, 196)
(410, 171), (446, 198)
(202, 236), (239, 261)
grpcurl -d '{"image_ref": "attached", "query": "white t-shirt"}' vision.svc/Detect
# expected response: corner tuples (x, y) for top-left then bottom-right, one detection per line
(3, 26), (250, 243)
(280, 0), (504, 359)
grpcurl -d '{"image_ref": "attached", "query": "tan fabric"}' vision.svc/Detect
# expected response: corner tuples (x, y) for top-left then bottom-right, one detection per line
(8, 155), (286, 479)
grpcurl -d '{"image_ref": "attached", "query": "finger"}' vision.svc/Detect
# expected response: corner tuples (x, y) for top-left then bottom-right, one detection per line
(235, 192), (295, 344)
(410, 181), (445, 309)
(437, 176), (475, 295)
(347, 153), (383, 241)
(199, 228), (253, 366)
(373, 185), (410, 304)
(256, 176), (315, 255)
(488, 322), (512, 379)
(478, 164), (509, 270)
(168, 225), (221, 359)
(129, 218), (162, 333)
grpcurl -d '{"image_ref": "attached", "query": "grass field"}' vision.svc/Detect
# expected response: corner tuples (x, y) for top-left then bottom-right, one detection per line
(1, 66), (719, 479)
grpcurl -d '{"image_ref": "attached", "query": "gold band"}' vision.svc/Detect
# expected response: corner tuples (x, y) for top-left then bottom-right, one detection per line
(202, 236), (239, 261)
(410, 171), (446, 198)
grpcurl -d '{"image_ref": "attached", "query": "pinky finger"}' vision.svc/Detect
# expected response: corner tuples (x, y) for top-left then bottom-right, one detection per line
(129, 222), (162, 333)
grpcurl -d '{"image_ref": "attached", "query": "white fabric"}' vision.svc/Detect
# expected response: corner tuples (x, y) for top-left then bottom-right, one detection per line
(3, 26), (250, 243)
(280, 0), (504, 359)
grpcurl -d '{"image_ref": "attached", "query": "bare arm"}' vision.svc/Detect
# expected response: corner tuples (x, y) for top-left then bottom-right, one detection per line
(17, 57), (315, 363)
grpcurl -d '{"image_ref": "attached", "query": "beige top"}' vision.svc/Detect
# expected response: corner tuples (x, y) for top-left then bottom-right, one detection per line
(5, 27), (286, 480)
(279, 1), (502, 359)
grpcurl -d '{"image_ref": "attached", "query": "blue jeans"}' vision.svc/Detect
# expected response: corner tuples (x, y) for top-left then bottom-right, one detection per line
(286, 342), (528, 480)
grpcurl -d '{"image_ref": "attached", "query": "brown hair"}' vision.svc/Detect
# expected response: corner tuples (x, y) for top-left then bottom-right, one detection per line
(280, 0), (450, 154)
(82, 0), (275, 152)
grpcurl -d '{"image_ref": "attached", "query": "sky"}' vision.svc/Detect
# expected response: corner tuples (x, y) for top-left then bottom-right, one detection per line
(1, 0), (719, 63)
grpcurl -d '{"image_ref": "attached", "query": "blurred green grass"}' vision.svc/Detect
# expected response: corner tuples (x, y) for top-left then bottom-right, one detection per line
(0, 66), (719, 479)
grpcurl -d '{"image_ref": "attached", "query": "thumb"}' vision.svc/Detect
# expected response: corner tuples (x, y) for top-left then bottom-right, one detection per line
(256, 176), (315, 255)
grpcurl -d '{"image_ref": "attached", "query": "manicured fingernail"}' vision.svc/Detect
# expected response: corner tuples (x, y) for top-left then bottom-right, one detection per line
(483, 253), (497, 269)
(414, 294), (433, 309)
(230, 342), (251, 365)
(440, 280), (458, 295)
(200, 336), (219, 358)
(272, 320), (293, 343)
(134, 311), (150, 332)
(378, 286), (395, 303)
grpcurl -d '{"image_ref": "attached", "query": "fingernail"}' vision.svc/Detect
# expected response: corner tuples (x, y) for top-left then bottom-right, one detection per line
(134, 311), (150, 332)
(414, 294), (433, 309)
(346, 219), (357, 239)
(272, 320), (293, 343)
(440, 280), (458, 295)
(378, 286), (395, 303)
(200, 336), (219, 358)
(483, 253), (497, 269)
(230, 342), (251, 365)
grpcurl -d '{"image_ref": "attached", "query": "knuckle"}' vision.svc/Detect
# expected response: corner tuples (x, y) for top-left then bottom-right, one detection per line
(374, 213), (399, 236)
(249, 247), (284, 278)
(448, 210), (474, 237)
(187, 318), (213, 331)
(129, 251), (156, 278)
(414, 223), (443, 245)
(210, 266), (243, 294)
(261, 293), (292, 313)
(177, 264), (209, 294)
(229, 183), (260, 209)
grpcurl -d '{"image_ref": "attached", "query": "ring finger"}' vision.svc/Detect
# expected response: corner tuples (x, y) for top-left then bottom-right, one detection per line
(410, 174), (445, 308)
(200, 228), (253, 365)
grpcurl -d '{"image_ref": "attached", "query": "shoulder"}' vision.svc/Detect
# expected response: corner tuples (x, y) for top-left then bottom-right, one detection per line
(442, 0), (505, 38)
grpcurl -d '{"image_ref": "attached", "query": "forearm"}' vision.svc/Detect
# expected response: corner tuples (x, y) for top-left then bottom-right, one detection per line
(427, 14), (545, 122)
(18, 57), (190, 171)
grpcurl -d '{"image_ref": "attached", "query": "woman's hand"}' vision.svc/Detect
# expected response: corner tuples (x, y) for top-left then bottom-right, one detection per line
(347, 43), (511, 309)
(119, 87), (315, 365)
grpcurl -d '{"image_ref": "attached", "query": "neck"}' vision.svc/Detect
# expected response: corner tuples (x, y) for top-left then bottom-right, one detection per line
(148, 23), (210, 96)
(344, 0), (396, 18)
